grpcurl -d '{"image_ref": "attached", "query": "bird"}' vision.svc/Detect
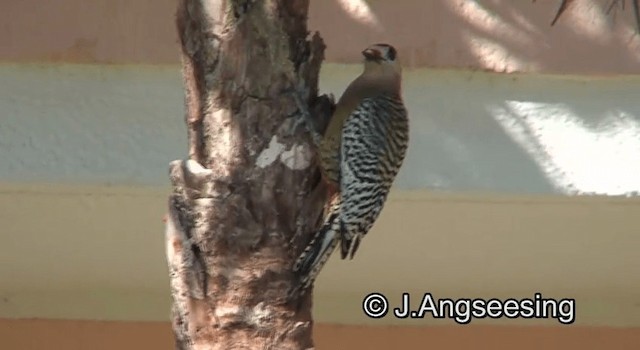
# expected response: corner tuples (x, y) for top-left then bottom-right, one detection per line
(292, 43), (410, 294)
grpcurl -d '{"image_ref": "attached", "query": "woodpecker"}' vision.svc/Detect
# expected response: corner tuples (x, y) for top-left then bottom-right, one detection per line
(293, 43), (410, 293)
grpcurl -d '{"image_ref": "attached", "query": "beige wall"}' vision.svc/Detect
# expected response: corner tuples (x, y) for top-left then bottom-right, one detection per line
(2, 0), (639, 73)
(1, 184), (639, 327)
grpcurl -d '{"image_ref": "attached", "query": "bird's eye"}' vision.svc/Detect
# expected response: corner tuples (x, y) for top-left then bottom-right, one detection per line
(386, 47), (397, 61)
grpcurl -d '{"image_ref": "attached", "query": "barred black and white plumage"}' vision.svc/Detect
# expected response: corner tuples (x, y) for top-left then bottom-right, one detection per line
(293, 43), (410, 294)
(339, 93), (409, 259)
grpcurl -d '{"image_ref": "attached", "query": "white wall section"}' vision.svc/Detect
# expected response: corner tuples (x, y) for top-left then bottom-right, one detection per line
(1, 64), (639, 195)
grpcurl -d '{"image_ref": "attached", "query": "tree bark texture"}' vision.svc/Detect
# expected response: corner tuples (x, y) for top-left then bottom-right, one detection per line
(166, 0), (334, 349)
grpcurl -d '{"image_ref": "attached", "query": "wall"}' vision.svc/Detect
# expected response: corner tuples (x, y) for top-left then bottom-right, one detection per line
(2, 0), (639, 73)
(1, 0), (640, 349)
(1, 63), (639, 332)
(2, 64), (639, 195)
(2, 184), (639, 328)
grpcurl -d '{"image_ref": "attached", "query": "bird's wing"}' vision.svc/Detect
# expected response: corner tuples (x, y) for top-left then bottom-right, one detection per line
(339, 95), (407, 259)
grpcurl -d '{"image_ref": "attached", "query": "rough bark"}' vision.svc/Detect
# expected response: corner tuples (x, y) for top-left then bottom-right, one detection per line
(165, 0), (334, 349)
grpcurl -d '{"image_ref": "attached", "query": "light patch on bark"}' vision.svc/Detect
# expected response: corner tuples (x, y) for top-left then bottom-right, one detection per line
(280, 144), (312, 170)
(202, 0), (224, 33)
(245, 302), (273, 328)
(186, 159), (214, 177)
(256, 135), (286, 168)
(165, 201), (200, 296)
(184, 160), (215, 197)
(211, 108), (234, 177)
(215, 305), (242, 319)
(165, 200), (199, 344)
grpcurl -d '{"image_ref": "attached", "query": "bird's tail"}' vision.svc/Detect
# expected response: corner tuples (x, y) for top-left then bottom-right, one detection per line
(292, 195), (342, 293)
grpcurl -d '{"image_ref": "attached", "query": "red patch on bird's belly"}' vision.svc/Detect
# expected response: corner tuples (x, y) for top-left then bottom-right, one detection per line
(320, 171), (337, 195)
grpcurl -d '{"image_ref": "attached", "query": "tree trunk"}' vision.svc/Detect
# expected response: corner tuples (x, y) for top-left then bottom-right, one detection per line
(165, 0), (334, 349)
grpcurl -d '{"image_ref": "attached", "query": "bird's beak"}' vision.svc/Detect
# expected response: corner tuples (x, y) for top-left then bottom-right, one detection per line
(362, 48), (381, 61)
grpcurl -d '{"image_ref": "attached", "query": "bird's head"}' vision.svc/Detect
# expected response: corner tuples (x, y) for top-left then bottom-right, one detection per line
(361, 43), (401, 77)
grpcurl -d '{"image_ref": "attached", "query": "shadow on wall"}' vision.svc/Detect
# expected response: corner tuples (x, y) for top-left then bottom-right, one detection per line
(389, 70), (640, 195)
(310, 0), (640, 73)
(307, 0), (640, 195)
(2, 0), (639, 73)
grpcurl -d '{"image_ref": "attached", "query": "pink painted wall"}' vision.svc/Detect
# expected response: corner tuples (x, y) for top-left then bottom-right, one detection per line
(2, 0), (639, 73)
